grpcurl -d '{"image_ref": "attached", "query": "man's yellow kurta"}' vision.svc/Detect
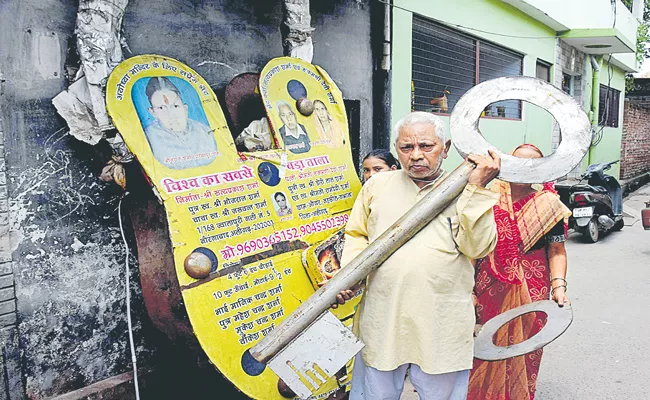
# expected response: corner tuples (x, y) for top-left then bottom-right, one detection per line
(341, 169), (499, 375)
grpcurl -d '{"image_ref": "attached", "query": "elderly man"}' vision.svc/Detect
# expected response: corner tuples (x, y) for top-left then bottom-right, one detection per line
(277, 101), (311, 154)
(337, 111), (501, 400)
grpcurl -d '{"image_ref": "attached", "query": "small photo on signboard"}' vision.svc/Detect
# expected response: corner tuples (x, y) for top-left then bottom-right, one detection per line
(275, 100), (312, 154)
(312, 99), (345, 148)
(131, 76), (219, 170)
(272, 191), (293, 218)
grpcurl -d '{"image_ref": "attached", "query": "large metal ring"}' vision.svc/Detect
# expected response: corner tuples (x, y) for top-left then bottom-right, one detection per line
(474, 300), (573, 361)
(450, 76), (592, 184)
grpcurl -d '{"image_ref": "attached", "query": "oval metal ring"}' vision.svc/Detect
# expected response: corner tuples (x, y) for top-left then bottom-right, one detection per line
(450, 76), (592, 184)
(474, 300), (573, 361)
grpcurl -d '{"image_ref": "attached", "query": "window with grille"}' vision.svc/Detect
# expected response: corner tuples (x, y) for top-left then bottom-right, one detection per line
(598, 85), (620, 128)
(536, 61), (551, 82)
(411, 16), (523, 119)
(562, 73), (573, 95)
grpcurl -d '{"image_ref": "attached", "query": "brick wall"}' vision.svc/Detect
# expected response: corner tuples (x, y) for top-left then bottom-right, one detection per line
(621, 98), (650, 180)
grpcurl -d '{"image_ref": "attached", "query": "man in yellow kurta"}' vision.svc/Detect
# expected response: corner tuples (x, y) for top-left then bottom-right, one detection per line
(337, 112), (501, 400)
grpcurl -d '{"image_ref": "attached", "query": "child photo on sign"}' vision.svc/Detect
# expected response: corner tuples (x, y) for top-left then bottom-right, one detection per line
(132, 76), (219, 170)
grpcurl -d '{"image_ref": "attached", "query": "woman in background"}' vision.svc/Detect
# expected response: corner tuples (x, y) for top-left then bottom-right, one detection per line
(468, 144), (571, 400)
(361, 149), (400, 182)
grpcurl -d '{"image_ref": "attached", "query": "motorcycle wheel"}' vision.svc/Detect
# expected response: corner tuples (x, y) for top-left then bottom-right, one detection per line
(584, 217), (599, 243)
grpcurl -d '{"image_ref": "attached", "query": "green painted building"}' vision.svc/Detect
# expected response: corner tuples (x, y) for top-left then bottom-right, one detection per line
(388, 0), (641, 179)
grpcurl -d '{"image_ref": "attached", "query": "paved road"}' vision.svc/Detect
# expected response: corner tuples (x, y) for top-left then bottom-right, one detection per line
(536, 187), (650, 399)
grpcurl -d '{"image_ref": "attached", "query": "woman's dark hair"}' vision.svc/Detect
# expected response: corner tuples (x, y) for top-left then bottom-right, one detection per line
(274, 192), (286, 201)
(362, 149), (400, 169)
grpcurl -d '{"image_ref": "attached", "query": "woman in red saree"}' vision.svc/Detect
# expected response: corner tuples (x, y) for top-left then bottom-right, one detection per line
(468, 144), (571, 400)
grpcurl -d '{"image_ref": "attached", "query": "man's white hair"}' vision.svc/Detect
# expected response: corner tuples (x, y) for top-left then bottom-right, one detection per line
(393, 111), (447, 143)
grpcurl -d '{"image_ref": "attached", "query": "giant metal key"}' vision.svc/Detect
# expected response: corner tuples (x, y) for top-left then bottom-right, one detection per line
(243, 76), (592, 399)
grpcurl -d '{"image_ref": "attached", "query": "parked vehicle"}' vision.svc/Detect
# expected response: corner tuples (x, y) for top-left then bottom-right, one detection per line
(568, 160), (623, 243)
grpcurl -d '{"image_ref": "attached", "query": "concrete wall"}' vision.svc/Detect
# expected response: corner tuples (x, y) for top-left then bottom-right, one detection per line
(0, 0), (377, 398)
(506, 0), (638, 47)
(621, 98), (650, 180)
(0, 2), (153, 398)
(551, 39), (589, 155)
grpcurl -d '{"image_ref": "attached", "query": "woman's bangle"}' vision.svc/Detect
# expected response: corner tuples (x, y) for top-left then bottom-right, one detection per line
(551, 277), (567, 285)
(551, 285), (567, 296)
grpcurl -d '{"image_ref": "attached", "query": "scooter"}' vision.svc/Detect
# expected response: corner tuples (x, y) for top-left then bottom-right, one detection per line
(568, 160), (623, 243)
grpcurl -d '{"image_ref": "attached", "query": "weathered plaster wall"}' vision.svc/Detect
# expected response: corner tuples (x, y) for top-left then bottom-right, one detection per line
(123, 0), (375, 167)
(0, 0), (376, 398)
(0, 1), (156, 398)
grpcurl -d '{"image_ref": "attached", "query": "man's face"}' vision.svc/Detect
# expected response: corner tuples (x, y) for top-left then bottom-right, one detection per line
(279, 105), (298, 131)
(276, 195), (287, 208)
(396, 123), (450, 182)
(149, 89), (188, 132)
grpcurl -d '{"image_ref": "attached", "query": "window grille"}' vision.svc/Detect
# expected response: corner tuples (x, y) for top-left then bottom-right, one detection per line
(598, 85), (620, 128)
(411, 15), (523, 119)
(536, 61), (551, 82)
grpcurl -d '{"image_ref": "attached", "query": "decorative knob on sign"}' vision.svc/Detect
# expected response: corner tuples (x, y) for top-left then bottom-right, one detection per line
(296, 97), (314, 116)
(183, 247), (218, 279)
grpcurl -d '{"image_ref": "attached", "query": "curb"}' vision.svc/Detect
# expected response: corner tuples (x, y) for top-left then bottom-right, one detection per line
(621, 172), (650, 197)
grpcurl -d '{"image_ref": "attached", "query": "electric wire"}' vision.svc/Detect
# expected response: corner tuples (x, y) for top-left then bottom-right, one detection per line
(118, 195), (141, 400)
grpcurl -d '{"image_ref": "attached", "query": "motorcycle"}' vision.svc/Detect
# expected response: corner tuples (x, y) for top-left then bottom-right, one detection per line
(568, 160), (623, 243)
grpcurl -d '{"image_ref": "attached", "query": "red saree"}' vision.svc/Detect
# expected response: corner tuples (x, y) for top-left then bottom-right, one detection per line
(467, 180), (571, 400)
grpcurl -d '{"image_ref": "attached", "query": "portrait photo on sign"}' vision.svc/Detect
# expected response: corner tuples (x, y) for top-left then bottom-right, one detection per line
(272, 191), (293, 217)
(276, 100), (311, 154)
(131, 76), (219, 170)
(313, 99), (345, 148)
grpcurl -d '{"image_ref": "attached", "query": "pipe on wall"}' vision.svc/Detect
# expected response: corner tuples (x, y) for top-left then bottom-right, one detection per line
(589, 55), (603, 165)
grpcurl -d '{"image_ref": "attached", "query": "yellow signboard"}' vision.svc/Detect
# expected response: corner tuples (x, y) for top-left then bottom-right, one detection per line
(106, 55), (362, 399)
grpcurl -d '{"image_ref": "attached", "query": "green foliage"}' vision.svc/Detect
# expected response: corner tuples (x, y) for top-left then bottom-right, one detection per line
(637, 21), (650, 64)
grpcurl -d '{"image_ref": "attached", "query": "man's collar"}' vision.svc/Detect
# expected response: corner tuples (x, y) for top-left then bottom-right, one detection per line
(153, 119), (189, 136)
(285, 125), (306, 139)
(408, 170), (447, 190)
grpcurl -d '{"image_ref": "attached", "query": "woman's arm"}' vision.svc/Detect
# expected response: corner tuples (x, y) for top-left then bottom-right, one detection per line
(548, 241), (569, 306)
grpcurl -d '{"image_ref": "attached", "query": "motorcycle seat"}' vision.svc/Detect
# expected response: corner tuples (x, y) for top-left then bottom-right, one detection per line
(572, 184), (608, 194)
